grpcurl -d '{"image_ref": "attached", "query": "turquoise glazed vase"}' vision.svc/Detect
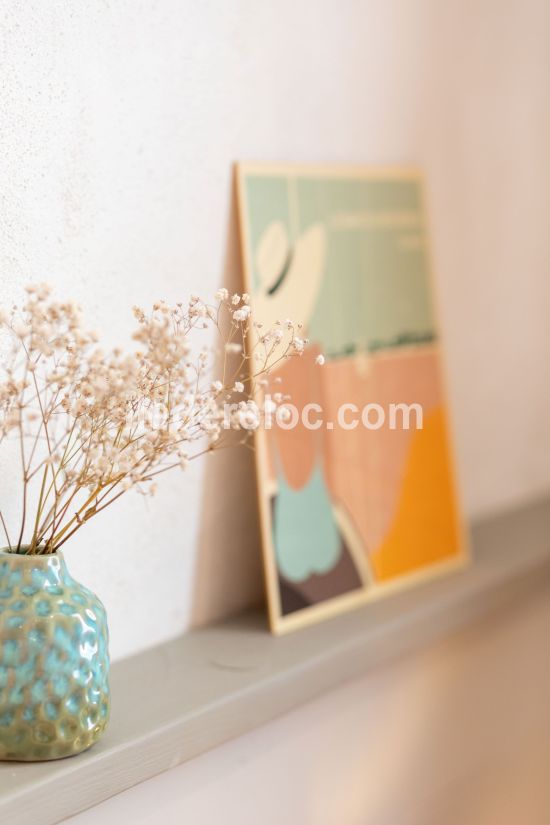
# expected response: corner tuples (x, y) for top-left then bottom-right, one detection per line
(0, 549), (110, 761)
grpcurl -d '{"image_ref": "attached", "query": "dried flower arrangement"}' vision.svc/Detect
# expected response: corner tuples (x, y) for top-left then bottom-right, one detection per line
(0, 284), (305, 554)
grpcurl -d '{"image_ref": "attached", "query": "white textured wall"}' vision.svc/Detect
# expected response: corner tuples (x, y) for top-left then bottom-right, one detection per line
(1, 0), (549, 660)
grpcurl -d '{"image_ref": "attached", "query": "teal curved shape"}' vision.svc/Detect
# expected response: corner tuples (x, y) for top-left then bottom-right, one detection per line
(274, 464), (341, 583)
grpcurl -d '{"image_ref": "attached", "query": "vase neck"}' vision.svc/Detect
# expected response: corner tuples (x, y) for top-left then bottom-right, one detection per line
(0, 550), (69, 588)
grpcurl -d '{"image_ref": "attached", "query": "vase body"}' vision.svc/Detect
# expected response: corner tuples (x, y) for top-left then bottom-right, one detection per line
(0, 549), (109, 760)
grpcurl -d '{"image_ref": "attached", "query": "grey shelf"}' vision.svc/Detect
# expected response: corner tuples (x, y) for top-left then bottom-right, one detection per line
(1, 497), (550, 825)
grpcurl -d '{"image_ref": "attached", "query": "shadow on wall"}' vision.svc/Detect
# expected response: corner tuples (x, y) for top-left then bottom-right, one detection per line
(190, 180), (265, 627)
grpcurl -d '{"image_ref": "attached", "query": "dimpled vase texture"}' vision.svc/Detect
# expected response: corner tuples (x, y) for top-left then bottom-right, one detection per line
(0, 549), (110, 760)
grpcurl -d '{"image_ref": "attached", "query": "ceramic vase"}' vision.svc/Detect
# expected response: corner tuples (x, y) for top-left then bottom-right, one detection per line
(0, 548), (109, 761)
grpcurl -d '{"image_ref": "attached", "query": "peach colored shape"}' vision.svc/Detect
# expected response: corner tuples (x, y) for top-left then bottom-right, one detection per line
(265, 347), (444, 559)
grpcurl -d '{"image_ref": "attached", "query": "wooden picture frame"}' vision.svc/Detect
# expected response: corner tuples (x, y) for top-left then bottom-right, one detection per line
(236, 163), (468, 634)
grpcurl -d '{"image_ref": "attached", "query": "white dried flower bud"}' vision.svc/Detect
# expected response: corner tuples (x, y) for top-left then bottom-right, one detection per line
(12, 322), (30, 338)
(237, 402), (260, 430)
(233, 306), (251, 323)
(36, 283), (52, 300)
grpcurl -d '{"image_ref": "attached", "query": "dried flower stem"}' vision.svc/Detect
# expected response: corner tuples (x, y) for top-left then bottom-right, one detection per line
(0, 511), (13, 551)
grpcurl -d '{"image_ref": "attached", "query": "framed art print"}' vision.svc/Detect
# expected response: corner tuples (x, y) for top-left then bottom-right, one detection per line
(236, 164), (468, 634)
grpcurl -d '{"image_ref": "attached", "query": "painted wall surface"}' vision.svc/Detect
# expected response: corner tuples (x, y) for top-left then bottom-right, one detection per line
(1, 0), (549, 659)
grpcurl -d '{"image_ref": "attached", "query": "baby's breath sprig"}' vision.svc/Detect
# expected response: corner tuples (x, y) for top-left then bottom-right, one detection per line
(0, 284), (305, 554)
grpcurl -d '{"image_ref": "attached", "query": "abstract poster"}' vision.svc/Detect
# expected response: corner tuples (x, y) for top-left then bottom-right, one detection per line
(236, 164), (467, 633)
